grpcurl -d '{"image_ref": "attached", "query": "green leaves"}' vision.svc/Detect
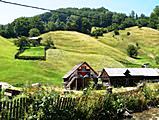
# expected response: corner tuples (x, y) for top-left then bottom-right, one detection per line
(14, 36), (29, 50)
(127, 44), (139, 58)
(29, 28), (40, 37)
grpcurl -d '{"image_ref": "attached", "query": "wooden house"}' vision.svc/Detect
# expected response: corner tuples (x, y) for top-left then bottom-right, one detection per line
(63, 62), (98, 90)
(99, 68), (159, 87)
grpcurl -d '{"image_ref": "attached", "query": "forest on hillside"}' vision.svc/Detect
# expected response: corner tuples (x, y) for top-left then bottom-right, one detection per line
(0, 6), (159, 38)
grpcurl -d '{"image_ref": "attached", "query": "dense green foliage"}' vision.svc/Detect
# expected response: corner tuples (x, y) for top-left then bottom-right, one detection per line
(1, 6), (159, 38)
(41, 36), (56, 49)
(20, 83), (159, 120)
(127, 44), (139, 58)
(14, 36), (42, 50)
(91, 27), (104, 37)
(29, 28), (40, 37)
(14, 36), (29, 50)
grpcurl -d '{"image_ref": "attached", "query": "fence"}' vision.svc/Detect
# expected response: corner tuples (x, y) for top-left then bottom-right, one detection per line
(0, 97), (29, 120)
(0, 96), (76, 120)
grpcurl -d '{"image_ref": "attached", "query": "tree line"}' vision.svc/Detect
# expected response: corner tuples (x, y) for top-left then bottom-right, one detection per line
(0, 6), (159, 38)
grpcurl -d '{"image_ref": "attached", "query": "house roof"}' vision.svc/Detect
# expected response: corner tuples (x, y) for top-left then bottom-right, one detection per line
(104, 68), (127, 77)
(103, 68), (159, 77)
(29, 37), (41, 40)
(63, 62), (98, 79)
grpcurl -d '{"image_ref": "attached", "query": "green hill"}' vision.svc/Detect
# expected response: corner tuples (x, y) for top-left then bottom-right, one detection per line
(98, 26), (159, 67)
(0, 37), (60, 86)
(0, 27), (159, 86)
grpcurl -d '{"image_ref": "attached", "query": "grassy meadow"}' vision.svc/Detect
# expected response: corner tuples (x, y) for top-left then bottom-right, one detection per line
(98, 26), (159, 67)
(19, 46), (45, 56)
(0, 26), (159, 86)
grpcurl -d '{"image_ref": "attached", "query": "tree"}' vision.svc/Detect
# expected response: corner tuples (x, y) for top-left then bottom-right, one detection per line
(127, 44), (139, 58)
(153, 6), (159, 16)
(137, 18), (149, 27)
(29, 16), (45, 33)
(91, 27), (103, 37)
(81, 18), (91, 34)
(66, 15), (80, 31)
(3, 7), (159, 38)
(99, 11), (113, 27)
(12, 17), (30, 36)
(14, 36), (29, 50)
(130, 10), (135, 19)
(29, 28), (40, 37)
(0, 24), (15, 38)
(149, 6), (159, 29)
(42, 36), (56, 49)
(112, 13), (126, 24)
(45, 22), (56, 31)
(140, 14), (146, 19)
(123, 18), (136, 28)
(55, 19), (66, 30)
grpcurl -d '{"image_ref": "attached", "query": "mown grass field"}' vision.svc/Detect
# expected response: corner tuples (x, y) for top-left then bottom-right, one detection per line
(0, 26), (159, 86)
(98, 26), (159, 67)
(0, 37), (60, 86)
(19, 46), (45, 56)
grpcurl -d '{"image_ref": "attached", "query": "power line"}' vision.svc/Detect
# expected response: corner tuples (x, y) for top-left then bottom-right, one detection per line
(0, 0), (98, 20)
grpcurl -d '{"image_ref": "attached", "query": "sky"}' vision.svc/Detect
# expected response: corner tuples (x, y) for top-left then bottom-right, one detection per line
(0, 0), (158, 25)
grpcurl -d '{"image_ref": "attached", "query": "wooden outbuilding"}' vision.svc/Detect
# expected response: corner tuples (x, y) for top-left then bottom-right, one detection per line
(63, 62), (98, 90)
(99, 68), (159, 87)
(29, 37), (42, 47)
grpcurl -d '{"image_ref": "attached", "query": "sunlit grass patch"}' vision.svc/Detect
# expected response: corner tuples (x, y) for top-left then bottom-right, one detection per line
(20, 46), (45, 56)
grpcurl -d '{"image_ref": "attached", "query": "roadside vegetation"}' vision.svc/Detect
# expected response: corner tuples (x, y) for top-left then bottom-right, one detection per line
(23, 83), (159, 119)
(1, 82), (159, 120)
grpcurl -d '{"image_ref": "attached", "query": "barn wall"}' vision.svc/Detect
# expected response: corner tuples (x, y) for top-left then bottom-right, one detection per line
(100, 70), (110, 83)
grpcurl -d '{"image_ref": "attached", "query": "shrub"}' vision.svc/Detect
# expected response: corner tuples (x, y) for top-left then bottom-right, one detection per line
(127, 44), (139, 58)
(138, 25), (142, 28)
(125, 93), (147, 112)
(114, 29), (120, 35)
(127, 32), (131, 36)
(42, 36), (56, 49)
(91, 27), (103, 37)
(19, 83), (159, 120)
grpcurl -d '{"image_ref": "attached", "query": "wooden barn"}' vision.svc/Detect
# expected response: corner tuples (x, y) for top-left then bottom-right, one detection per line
(63, 62), (98, 90)
(29, 37), (42, 47)
(99, 68), (159, 87)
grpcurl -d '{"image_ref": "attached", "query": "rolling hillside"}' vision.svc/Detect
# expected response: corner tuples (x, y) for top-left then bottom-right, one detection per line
(98, 26), (159, 67)
(0, 37), (59, 86)
(0, 26), (158, 86)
